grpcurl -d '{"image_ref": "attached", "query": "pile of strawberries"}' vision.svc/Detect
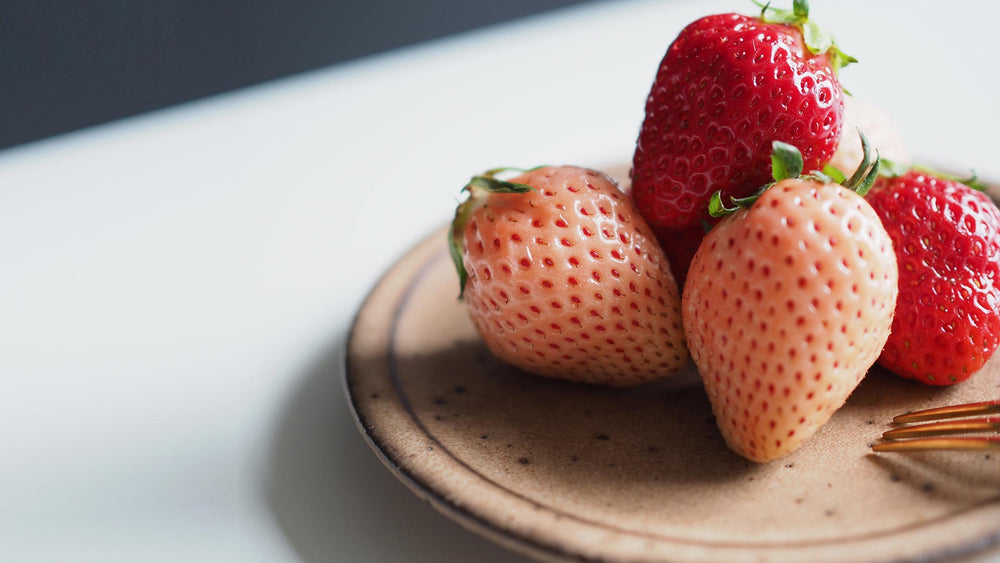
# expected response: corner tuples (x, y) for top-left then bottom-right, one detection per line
(448, 0), (1000, 462)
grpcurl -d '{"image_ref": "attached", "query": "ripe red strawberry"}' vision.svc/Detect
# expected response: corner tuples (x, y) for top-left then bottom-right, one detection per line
(683, 141), (897, 462)
(449, 165), (688, 386)
(865, 170), (1000, 385)
(632, 0), (852, 234)
(650, 223), (705, 289)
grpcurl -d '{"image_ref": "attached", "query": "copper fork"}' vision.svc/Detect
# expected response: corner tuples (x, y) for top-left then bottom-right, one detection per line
(872, 400), (1000, 452)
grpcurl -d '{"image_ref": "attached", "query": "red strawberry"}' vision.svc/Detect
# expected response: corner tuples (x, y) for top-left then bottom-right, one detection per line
(632, 0), (852, 233)
(650, 223), (705, 289)
(449, 165), (688, 386)
(865, 170), (1000, 385)
(683, 141), (897, 462)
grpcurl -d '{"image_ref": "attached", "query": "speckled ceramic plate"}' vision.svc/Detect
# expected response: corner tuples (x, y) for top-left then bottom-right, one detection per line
(344, 168), (1000, 563)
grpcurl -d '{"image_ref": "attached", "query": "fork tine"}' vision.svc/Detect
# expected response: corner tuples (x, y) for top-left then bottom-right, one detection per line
(871, 436), (1000, 452)
(892, 400), (1000, 423)
(874, 400), (1000, 453)
(881, 417), (1000, 439)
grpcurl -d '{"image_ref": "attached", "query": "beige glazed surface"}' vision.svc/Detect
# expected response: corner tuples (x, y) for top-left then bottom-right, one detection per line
(344, 168), (1000, 563)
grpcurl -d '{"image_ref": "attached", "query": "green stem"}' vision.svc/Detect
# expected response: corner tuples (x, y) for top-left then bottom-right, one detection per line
(752, 0), (857, 72)
(841, 130), (879, 197)
(449, 169), (538, 298)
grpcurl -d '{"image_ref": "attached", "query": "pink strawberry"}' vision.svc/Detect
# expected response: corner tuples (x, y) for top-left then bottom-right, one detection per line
(829, 96), (911, 175)
(865, 170), (1000, 385)
(683, 140), (897, 462)
(632, 0), (852, 263)
(449, 165), (688, 386)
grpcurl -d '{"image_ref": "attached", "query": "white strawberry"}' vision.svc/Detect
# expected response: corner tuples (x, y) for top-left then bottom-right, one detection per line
(829, 96), (910, 174)
(450, 165), (689, 386)
(683, 138), (898, 462)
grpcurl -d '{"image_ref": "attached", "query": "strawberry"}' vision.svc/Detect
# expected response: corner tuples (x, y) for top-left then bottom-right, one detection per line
(865, 170), (1000, 385)
(683, 139), (897, 462)
(829, 96), (911, 175)
(650, 224), (705, 289)
(449, 165), (688, 386)
(631, 0), (852, 238)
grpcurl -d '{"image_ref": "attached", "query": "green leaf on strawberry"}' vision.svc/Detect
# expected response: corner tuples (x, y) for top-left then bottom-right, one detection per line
(840, 130), (879, 196)
(771, 141), (805, 181)
(888, 162), (989, 193)
(450, 165), (689, 386)
(754, 0), (857, 72)
(450, 170), (537, 298)
(709, 132), (879, 218)
(876, 157), (910, 179)
(820, 164), (847, 184)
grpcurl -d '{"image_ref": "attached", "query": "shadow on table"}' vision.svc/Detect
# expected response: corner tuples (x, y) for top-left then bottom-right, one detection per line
(262, 333), (524, 563)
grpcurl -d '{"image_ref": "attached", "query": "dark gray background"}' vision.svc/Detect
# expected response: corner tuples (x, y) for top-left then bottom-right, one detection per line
(3, 1), (595, 151)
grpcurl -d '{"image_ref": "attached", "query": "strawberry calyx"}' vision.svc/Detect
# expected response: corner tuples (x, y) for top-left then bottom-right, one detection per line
(753, 0), (857, 73)
(920, 167), (987, 192)
(875, 157), (912, 180)
(876, 160), (989, 193)
(449, 168), (539, 298)
(709, 131), (880, 217)
(840, 130), (881, 195)
(707, 141), (801, 217)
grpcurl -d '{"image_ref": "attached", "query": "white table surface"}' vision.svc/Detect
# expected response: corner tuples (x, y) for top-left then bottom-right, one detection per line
(3, 0), (998, 561)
